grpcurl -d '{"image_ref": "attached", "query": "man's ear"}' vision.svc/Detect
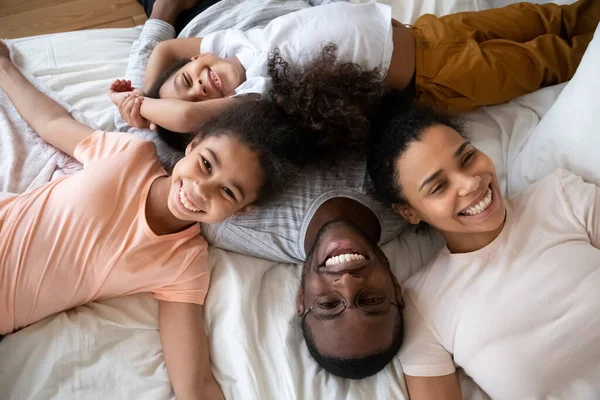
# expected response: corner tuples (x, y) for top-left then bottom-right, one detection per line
(296, 287), (305, 315)
(234, 204), (256, 215)
(191, 52), (211, 61)
(392, 203), (421, 225)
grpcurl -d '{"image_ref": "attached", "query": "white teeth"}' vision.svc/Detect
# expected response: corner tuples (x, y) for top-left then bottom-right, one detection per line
(461, 189), (493, 216)
(209, 70), (221, 91)
(179, 187), (201, 212)
(325, 253), (366, 267)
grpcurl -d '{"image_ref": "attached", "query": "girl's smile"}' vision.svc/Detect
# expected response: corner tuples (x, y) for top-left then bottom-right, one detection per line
(166, 134), (263, 225)
(176, 180), (207, 215)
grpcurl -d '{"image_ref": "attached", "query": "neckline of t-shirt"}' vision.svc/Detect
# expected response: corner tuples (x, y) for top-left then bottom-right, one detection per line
(442, 201), (512, 262)
(298, 189), (382, 260)
(140, 173), (201, 241)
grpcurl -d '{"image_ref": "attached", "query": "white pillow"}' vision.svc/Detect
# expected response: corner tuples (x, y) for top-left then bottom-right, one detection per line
(508, 25), (600, 195)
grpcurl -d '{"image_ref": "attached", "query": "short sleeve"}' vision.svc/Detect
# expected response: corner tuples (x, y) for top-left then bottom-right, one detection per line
(74, 131), (146, 165)
(556, 169), (600, 248)
(399, 295), (456, 377)
(152, 245), (210, 305)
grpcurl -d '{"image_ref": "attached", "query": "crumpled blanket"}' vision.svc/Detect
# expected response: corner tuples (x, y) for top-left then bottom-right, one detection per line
(0, 41), (82, 195)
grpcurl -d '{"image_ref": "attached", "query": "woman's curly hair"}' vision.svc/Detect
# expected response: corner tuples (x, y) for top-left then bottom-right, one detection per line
(268, 43), (386, 159)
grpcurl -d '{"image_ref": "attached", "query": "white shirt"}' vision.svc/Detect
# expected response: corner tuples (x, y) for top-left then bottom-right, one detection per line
(200, 2), (393, 98)
(400, 169), (600, 399)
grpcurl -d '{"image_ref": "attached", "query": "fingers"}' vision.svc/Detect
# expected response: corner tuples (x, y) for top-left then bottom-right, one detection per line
(130, 97), (147, 128)
(110, 79), (133, 92)
(109, 79), (121, 90)
(118, 94), (136, 125)
(119, 93), (149, 129)
(119, 94), (134, 118)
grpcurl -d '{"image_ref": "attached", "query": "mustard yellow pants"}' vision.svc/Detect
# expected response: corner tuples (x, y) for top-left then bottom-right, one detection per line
(411, 0), (600, 112)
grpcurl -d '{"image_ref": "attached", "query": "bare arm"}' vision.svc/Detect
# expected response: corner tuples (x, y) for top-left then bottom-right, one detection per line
(142, 0), (204, 92)
(144, 37), (203, 92)
(139, 96), (239, 132)
(0, 43), (93, 157)
(405, 373), (463, 400)
(158, 301), (224, 400)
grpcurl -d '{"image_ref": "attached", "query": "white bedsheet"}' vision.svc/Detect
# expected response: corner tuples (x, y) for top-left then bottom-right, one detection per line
(0, 0), (584, 399)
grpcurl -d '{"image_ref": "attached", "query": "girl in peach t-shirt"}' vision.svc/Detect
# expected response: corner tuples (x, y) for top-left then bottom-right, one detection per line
(0, 41), (301, 400)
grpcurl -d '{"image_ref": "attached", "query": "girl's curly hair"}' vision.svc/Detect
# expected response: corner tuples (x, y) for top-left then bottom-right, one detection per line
(268, 43), (387, 159)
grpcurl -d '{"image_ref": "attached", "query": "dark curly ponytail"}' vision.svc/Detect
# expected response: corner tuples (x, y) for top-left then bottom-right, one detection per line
(268, 43), (387, 160)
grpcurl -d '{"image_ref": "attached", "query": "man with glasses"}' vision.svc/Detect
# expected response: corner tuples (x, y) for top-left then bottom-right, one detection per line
(204, 160), (441, 379)
(297, 216), (406, 379)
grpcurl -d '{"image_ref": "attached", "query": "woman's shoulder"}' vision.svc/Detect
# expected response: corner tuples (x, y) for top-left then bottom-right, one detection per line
(403, 246), (451, 298)
(512, 168), (587, 207)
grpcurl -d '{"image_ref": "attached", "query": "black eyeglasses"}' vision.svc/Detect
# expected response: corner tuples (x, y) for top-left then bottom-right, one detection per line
(299, 288), (402, 320)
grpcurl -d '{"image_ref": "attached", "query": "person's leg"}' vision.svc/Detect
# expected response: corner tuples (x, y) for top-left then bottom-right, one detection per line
(173, 0), (223, 35)
(137, 0), (155, 20)
(437, 0), (599, 43)
(137, 0), (223, 35)
(411, 0), (600, 112)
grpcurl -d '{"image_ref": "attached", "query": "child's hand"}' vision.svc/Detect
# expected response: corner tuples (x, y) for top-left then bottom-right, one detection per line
(108, 79), (144, 106)
(119, 93), (151, 129)
(0, 40), (11, 62)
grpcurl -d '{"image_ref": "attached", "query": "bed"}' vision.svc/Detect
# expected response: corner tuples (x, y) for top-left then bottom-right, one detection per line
(1, 0), (599, 399)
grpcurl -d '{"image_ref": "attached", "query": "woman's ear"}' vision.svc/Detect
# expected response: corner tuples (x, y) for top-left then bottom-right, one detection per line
(392, 203), (421, 225)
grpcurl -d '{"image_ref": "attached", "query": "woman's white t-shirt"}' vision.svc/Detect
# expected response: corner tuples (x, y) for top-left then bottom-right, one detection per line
(200, 2), (393, 98)
(400, 169), (600, 399)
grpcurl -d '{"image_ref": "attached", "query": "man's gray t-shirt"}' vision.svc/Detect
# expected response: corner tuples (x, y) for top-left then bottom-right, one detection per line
(202, 159), (407, 264)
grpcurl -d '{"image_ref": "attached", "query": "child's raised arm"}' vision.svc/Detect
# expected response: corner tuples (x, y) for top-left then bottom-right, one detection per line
(137, 96), (239, 133)
(144, 37), (203, 93)
(0, 41), (94, 158)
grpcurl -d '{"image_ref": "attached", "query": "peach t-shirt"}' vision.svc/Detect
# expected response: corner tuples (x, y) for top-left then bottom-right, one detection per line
(0, 131), (209, 335)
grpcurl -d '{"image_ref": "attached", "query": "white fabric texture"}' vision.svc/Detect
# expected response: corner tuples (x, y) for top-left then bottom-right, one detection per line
(0, 41), (80, 195)
(200, 2), (393, 98)
(0, 0), (586, 399)
(509, 24), (600, 196)
(400, 170), (600, 399)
